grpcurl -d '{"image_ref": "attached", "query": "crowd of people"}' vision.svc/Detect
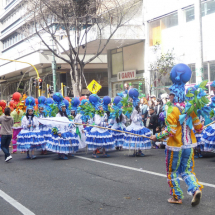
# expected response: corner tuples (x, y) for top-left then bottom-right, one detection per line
(1, 63), (215, 207)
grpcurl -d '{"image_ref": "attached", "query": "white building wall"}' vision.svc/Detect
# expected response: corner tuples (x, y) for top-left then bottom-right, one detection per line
(144, 0), (215, 96)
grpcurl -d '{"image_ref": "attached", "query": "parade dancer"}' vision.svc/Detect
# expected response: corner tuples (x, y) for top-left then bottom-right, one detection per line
(45, 93), (79, 160)
(36, 96), (51, 155)
(123, 89), (152, 156)
(201, 96), (215, 152)
(0, 100), (7, 150)
(150, 64), (206, 206)
(85, 94), (115, 158)
(10, 92), (24, 154)
(71, 97), (86, 150)
(17, 97), (46, 159)
(109, 96), (126, 150)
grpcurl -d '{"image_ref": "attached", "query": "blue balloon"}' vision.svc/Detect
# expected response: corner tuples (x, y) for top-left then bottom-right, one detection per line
(129, 88), (139, 99)
(103, 96), (111, 105)
(170, 63), (192, 84)
(113, 96), (122, 105)
(89, 94), (99, 104)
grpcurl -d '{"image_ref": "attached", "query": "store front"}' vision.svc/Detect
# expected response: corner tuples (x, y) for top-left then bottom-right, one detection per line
(108, 41), (145, 97)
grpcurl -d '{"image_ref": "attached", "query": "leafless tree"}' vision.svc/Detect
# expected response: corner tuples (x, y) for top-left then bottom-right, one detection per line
(21, 0), (141, 96)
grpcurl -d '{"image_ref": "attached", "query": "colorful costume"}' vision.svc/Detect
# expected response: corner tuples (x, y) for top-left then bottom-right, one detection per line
(45, 93), (79, 155)
(109, 96), (126, 148)
(17, 97), (46, 152)
(10, 92), (24, 153)
(155, 64), (206, 202)
(85, 94), (115, 152)
(123, 89), (152, 151)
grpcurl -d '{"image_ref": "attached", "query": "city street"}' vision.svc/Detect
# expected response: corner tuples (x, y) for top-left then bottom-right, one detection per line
(0, 149), (215, 215)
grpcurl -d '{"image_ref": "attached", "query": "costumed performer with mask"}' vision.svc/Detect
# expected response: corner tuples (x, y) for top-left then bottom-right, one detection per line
(150, 63), (206, 206)
(17, 96), (46, 159)
(123, 88), (152, 157)
(85, 94), (115, 158)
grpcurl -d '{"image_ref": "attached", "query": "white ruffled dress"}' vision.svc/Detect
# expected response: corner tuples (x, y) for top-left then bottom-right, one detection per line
(85, 113), (115, 151)
(73, 113), (87, 149)
(45, 114), (79, 154)
(123, 109), (152, 150)
(17, 116), (46, 151)
(109, 114), (126, 147)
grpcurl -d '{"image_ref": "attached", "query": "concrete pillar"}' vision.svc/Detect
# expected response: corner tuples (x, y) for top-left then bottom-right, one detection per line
(107, 50), (112, 97)
(195, 0), (204, 84)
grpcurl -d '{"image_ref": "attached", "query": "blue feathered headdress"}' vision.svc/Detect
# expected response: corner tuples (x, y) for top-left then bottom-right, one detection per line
(71, 97), (80, 113)
(80, 99), (89, 106)
(169, 64), (192, 103)
(45, 98), (54, 116)
(25, 96), (35, 112)
(38, 96), (47, 109)
(53, 92), (65, 110)
(89, 94), (101, 110)
(102, 96), (111, 111)
(45, 98), (54, 106)
(129, 88), (140, 107)
(110, 96), (123, 119)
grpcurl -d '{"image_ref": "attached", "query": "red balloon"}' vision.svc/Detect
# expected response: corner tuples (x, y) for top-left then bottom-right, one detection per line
(79, 96), (87, 102)
(12, 92), (22, 105)
(64, 97), (71, 102)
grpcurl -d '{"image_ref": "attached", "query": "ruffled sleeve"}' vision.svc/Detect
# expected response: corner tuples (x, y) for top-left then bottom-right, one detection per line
(94, 114), (106, 127)
(21, 116), (28, 129)
(131, 109), (141, 123)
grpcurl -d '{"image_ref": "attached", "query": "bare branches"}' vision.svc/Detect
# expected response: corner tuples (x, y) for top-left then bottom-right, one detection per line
(20, 0), (141, 96)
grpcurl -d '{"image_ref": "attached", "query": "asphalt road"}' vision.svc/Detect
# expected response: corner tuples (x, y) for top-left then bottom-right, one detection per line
(0, 149), (215, 215)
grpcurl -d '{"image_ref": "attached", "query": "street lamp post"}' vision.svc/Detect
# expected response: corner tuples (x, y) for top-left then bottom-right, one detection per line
(52, 39), (57, 93)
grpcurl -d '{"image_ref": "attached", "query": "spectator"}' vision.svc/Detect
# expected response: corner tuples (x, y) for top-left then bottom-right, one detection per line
(0, 107), (14, 162)
(155, 99), (163, 126)
(148, 107), (158, 148)
(140, 98), (148, 126)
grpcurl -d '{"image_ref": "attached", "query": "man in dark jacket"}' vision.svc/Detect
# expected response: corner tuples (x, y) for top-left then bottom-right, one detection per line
(148, 107), (158, 135)
(148, 107), (158, 148)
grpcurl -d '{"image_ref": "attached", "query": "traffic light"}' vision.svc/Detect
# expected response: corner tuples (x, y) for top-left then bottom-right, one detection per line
(32, 78), (37, 87)
(38, 78), (43, 89)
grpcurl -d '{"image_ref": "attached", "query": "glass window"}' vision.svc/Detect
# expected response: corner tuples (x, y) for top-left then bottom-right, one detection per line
(149, 20), (161, 46)
(185, 7), (195, 22)
(202, 0), (215, 17)
(111, 51), (123, 76)
(161, 13), (178, 29)
(149, 12), (178, 46)
(189, 64), (196, 84)
(112, 82), (123, 97)
(210, 62), (215, 81)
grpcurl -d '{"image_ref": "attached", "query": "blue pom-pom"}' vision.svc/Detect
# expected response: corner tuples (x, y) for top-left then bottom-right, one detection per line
(103, 96), (111, 105)
(113, 96), (122, 105)
(89, 94), (99, 104)
(71, 97), (80, 107)
(53, 93), (64, 103)
(129, 88), (139, 99)
(170, 63), (192, 84)
(25, 96), (35, 107)
(45, 98), (54, 106)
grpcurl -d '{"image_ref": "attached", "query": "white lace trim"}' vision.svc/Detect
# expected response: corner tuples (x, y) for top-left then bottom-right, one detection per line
(166, 143), (197, 151)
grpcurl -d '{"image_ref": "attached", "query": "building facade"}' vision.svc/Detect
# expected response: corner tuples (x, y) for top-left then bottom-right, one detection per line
(1, 0), (214, 100)
(144, 0), (215, 96)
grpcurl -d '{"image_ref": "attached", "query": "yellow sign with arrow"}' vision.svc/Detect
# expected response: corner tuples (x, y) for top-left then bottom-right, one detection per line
(87, 80), (102, 94)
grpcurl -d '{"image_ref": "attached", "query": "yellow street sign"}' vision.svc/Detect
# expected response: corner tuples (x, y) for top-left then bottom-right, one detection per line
(87, 80), (102, 94)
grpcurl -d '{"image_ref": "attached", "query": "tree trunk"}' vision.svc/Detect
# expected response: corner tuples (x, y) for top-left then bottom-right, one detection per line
(70, 67), (82, 97)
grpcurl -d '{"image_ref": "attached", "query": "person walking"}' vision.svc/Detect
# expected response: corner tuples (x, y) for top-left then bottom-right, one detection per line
(0, 107), (14, 162)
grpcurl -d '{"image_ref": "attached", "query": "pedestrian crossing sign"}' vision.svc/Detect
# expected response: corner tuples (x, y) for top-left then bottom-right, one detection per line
(87, 80), (102, 94)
